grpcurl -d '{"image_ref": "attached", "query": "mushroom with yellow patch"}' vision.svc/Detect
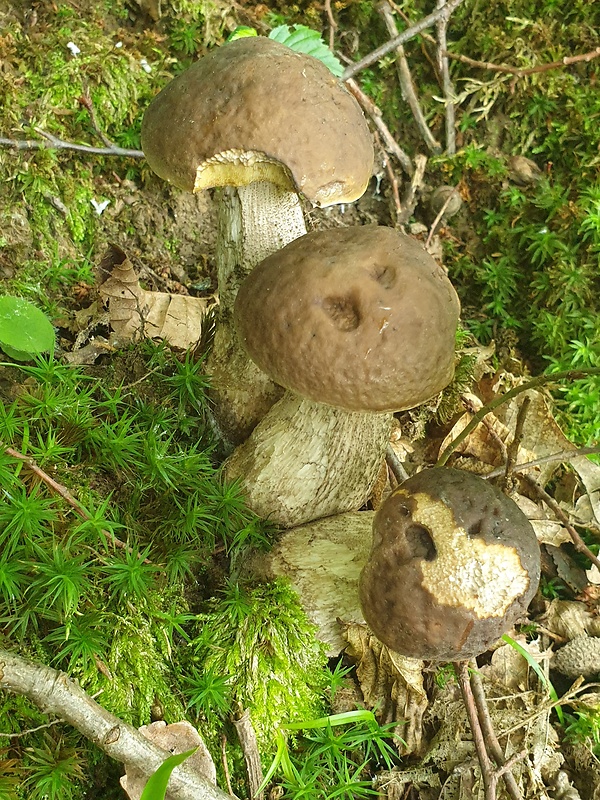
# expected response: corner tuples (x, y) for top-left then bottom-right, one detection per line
(359, 467), (541, 661)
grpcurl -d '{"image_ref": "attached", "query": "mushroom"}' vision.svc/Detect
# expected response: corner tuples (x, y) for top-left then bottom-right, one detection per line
(225, 226), (461, 527)
(141, 36), (374, 443)
(359, 467), (541, 661)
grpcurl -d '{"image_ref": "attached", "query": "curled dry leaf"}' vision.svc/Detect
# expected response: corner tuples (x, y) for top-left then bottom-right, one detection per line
(98, 244), (216, 350)
(541, 599), (600, 640)
(120, 720), (217, 800)
(343, 622), (427, 756)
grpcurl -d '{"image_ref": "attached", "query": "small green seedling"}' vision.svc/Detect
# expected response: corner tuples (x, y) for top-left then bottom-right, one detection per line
(139, 747), (198, 800)
(0, 296), (55, 360)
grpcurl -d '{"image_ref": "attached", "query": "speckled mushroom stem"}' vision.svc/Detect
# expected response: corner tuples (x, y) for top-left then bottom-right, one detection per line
(224, 390), (394, 527)
(207, 181), (308, 447)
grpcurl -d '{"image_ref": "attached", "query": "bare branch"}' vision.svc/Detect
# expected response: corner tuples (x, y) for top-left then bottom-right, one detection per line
(345, 78), (414, 176)
(483, 445), (600, 480)
(435, 0), (457, 154)
(443, 45), (600, 78)
(378, 2), (442, 155)
(342, 0), (464, 80)
(0, 129), (143, 158)
(0, 648), (231, 800)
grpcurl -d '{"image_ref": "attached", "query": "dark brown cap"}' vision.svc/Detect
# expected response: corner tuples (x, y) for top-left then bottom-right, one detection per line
(359, 467), (541, 661)
(234, 226), (460, 412)
(141, 37), (374, 206)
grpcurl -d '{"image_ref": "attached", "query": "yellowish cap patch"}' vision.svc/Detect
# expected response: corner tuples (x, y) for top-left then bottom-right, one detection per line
(396, 489), (531, 619)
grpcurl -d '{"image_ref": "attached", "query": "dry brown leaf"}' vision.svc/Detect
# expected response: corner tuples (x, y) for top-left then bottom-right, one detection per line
(343, 622), (427, 756)
(440, 392), (537, 469)
(98, 244), (216, 350)
(541, 599), (600, 640)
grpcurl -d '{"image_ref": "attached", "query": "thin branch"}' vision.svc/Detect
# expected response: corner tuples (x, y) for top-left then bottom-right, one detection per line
(0, 128), (143, 158)
(500, 396), (530, 492)
(0, 648), (231, 800)
(78, 91), (116, 149)
(386, 443), (409, 484)
(324, 0), (337, 52)
(435, 0), (457, 154)
(3, 446), (147, 560)
(469, 667), (522, 800)
(436, 368), (600, 467)
(345, 78), (414, 176)
(483, 445), (600, 480)
(455, 661), (496, 799)
(398, 153), (427, 226)
(378, 2), (442, 155)
(342, 0), (464, 80)
(521, 473), (600, 573)
(442, 45), (600, 78)
(425, 187), (460, 247)
(0, 719), (62, 738)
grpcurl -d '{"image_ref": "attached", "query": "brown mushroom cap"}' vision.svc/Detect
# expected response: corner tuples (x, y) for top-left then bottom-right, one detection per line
(234, 226), (461, 412)
(141, 37), (374, 206)
(359, 467), (541, 661)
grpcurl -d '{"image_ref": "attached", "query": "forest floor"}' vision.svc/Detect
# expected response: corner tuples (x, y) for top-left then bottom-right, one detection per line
(0, 1), (599, 800)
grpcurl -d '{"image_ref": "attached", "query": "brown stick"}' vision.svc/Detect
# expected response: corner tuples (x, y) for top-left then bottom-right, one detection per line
(442, 46), (600, 77)
(500, 396), (530, 492)
(345, 78), (414, 176)
(0, 128), (143, 157)
(342, 0), (464, 80)
(455, 661), (496, 799)
(233, 708), (264, 800)
(3, 446), (144, 559)
(324, 0), (337, 52)
(378, 2), (442, 155)
(521, 473), (600, 573)
(483, 445), (600, 480)
(398, 153), (427, 226)
(469, 667), (522, 800)
(435, 0), (457, 154)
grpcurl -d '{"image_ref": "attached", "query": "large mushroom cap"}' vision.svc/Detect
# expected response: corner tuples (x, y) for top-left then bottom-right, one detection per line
(141, 37), (374, 206)
(234, 226), (460, 412)
(359, 467), (541, 661)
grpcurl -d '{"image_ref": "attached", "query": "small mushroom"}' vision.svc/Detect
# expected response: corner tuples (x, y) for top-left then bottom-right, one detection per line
(359, 467), (541, 661)
(225, 226), (460, 527)
(142, 37), (374, 442)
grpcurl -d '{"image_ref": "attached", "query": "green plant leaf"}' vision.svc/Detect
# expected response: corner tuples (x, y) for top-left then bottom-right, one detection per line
(502, 634), (564, 724)
(268, 25), (344, 76)
(139, 747), (198, 800)
(227, 26), (258, 42)
(0, 296), (55, 360)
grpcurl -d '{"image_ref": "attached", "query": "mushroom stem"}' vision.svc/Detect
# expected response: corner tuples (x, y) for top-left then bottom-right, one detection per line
(224, 391), (394, 527)
(207, 181), (308, 446)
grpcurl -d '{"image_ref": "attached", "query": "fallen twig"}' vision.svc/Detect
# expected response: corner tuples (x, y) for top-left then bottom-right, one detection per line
(455, 661), (524, 800)
(324, 0), (337, 52)
(345, 78), (414, 176)
(500, 396), (530, 492)
(398, 153), (427, 225)
(378, 2), (442, 155)
(233, 707), (264, 800)
(0, 128), (143, 158)
(436, 368), (600, 467)
(442, 45), (600, 78)
(3, 445), (149, 560)
(435, 0), (457, 154)
(521, 473), (600, 573)
(483, 445), (600, 480)
(342, 0), (464, 80)
(469, 667), (522, 800)
(0, 648), (230, 800)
